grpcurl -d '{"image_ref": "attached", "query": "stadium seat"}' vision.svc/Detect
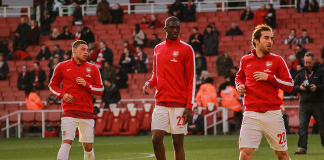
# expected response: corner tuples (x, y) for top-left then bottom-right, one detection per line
(46, 112), (61, 126)
(102, 108), (123, 136)
(120, 108), (140, 136)
(21, 112), (36, 127)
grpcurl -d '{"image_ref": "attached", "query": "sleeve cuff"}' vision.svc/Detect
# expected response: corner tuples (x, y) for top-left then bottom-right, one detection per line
(59, 91), (66, 99)
(186, 103), (193, 110)
(267, 74), (275, 83)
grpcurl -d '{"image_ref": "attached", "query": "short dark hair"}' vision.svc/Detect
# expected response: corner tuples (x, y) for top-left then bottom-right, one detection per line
(302, 29), (307, 32)
(72, 40), (87, 49)
(193, 27), (198, 30)
(205, 77), (214, 84)
(291, 29), (296, 33)
(165, 16), (180, 27)
(304, 52), (315, 60)
(252, 24), (273, 48)
(34, 61), (40, 66)
(296, 44), (302, 48)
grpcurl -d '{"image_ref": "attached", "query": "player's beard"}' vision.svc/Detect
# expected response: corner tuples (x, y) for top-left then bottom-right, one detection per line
(260, 45), (271, 54)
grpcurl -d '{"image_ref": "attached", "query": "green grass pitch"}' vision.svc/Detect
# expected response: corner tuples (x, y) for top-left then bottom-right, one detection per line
(0, 134), (323, 160)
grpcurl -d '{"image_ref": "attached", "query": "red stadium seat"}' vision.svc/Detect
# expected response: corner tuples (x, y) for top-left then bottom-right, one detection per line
(120, 108), (140, 136)
(21, 112), (36, 127)
(102, 108), (123, 136)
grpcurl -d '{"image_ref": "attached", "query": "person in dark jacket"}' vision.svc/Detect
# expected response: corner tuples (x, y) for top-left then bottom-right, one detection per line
(225, 22), (243, 36)
(204, 25), (218, 55)
(216, 53), (233, 76)
(30, 62), (47, 90)
(73, 2), (83, 25)
(188, 107), (204, 135)
(98, 41), (114, 66)
(115, 67), (128, 89)
(195, 51), (207, 76)
(189, 27), (204, 54)
(58, 26), (74, 39)
(40, 10), (52, 35)
(183, 0), (196, 22)
(119, 47), (135, 73)
(13, 31), (28, 52)
(81, 26), (95, 44)
(240, 6), (254, 20)
(148, 34), (161, 48)
(17, 65), (34, 91)
(293, 52), (324, 154)
(265, 3), (276, 29)
(26, 20), (40, 45)
(36, 44), (51, 60)
(0, 53), (9, 80)
(16, 17), (30, 40)
(168, 0), (184, 21)
(96, 0), (111, 24)
(101, 79), (121, 109)
(134, 46), (147, 73)
(111, 3), (123, 24)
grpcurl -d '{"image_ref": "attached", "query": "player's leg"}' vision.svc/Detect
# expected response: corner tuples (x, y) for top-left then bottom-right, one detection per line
(57, 117), (77, 160)
(152, 130), (166, 160)
(172, 134), (185, 160)
(262, 110), (291, 160)
(78, 118), (95, 160)
(151, 105), (170, 160)
(239, 111), (262, 160)
(296, 103), (311, 153)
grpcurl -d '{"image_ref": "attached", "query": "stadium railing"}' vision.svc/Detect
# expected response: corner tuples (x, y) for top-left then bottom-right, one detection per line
(57, 0), (300, 16)
(0, 6), (31, 19)
(203, 107), (229, 135)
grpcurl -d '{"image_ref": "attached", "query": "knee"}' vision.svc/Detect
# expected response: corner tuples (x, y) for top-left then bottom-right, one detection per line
(275, 151), (289, 160)
(239, 148), (253, 160)
(152, 135), (163, 145)
(83, 144), (93, 152)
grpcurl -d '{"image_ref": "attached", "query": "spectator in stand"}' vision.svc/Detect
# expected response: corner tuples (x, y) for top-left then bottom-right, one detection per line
(284, 29), (298, 44)
(13, 50), (31, 60)
(36, 44), (51, 60)
(50, 27), (60, 40)
(297, 0), (307, 12)
(204, 22), (218, 35)
(139, 16), (149, 29)
(187, 107), (204, 135)
(148, 14), (162, 29)
(58, 26), (74, 39)
(49, 57), (60, 82)
(101, 79), (121, 109)
(134, 46), (148, 73)
(229, 66), (238, 86)
(293, 52), (324, 155)
(240, 6), (254, 20)
(81, 26), (95, 44)
(98, 41), (113, 66)
(253, 4), (268, 26)
(18, 65), (34, 91)
(204, 25), (218, 55)
(63, 53), (71, 61)
(72, 2), (83, 25)
(220, 82), (243, 131)
(75, 26), (82, 40)
(25, 87), (44, 110)
(309, 0), (319, 12)
(40, 0), (53, 22)
(289, 54), (299, 79)
(48, 54), (60, 68)
(110, 3), (123, 24)
(296, 44), (308, 63)
(168, 0), (184, 21)
(265, 3), (276, 29)
(27, 20), (40, 45)
(101, 61), (116, 83)
(218, 76), (231, 95)
(189, 27), (204, 54)
(225, 22), (243, 36)
(0, 53), (9, 80)
(119, 47), (135, 73)
(216, 53), (233, 76)
(196, 77), (218, 108)
(87, 42), (99, 61)
(195, 51), (207, 76)
(96, 0), (111, 24)
(40, 10), (51, 35)
(52, 0), (62, 20)
(132, 24), (146, 48)
(148, 34), (162, 48)
(115, 67), (128, 89)
(0, 41), (11, 60)
(16, 17), (30, 40)
(123, 40), (136, 54)
(297, 29), (313, 44)
(51, 44), (65, 61)
(30, 61), (46, 90)
(13, 31), (28, 52)
(196, 70), (211, 90)
(184, 0), (196, 22)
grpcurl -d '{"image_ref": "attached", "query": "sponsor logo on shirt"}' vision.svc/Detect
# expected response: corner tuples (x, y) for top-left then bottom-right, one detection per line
(171, 58), (178, 62)
(86, 74), (91, 77)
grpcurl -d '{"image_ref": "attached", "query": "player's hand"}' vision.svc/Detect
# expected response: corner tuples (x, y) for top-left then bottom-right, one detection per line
(253, 72), (268, 81)
(183, 108), (191, 124)
(143, 83), (151, 95)
(63, 93), (74, 104)
(300, 83), (307, 91)
(76, 77), (86, 87)
(237, 84), (246, 95)
(310, 84), (317, 92)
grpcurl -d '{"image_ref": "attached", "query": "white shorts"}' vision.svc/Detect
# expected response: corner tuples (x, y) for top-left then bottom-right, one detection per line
(61, 117), (94, 143)
(151, 105), (187, 134)
(239, 110), (288, 151)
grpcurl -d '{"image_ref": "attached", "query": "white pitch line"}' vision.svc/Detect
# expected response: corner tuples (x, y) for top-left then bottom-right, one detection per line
(106, 153), (155, 160)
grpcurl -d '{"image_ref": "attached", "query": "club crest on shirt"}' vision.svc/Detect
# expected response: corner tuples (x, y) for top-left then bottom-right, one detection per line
(266, 61), (272, 68)
(86, 68), (91, 73)
(173, 51), (179, 57)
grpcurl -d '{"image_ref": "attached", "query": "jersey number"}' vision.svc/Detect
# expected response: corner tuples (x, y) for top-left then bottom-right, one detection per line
(177, 116), (185, 126)
(277, 132), (286, 144)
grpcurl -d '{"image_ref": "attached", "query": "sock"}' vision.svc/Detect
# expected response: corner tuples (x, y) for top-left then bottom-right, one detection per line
(57, 143), (71, 160)
(84, 148), (95, 160)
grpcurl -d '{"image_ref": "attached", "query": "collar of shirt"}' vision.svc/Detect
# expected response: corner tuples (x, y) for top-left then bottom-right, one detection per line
(165, 37), (180, 46)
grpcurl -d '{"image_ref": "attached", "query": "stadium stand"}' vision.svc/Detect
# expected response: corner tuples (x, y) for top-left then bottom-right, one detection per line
(1, 1), (324, 137)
